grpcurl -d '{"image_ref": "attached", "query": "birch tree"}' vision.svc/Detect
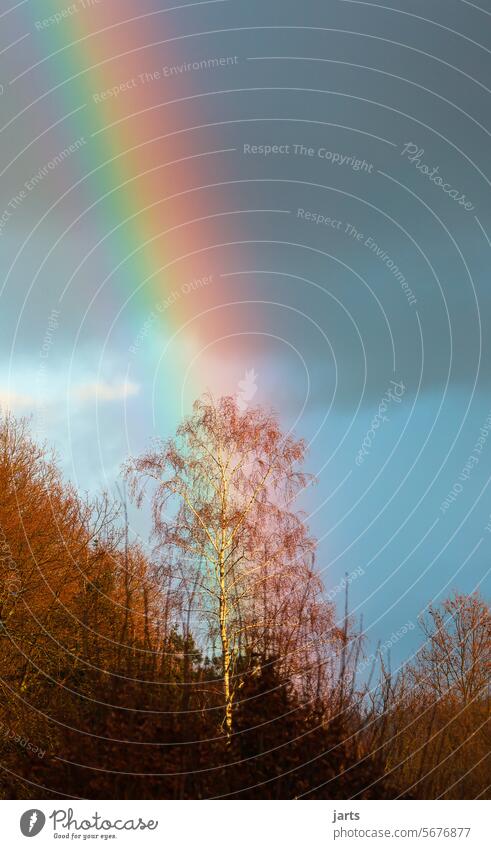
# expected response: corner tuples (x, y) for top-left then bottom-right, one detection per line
(126, 394), (319, 738)
(411, 592), (491, 703)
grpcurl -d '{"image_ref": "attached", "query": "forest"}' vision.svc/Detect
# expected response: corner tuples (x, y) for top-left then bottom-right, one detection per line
(0, 396), (489, 799)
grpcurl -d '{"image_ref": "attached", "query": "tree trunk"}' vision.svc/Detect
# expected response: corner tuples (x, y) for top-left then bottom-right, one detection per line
(219, 556), (233, 740)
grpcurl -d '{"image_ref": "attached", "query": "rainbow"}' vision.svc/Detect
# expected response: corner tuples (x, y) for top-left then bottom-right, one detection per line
(14, 0), (243, 433)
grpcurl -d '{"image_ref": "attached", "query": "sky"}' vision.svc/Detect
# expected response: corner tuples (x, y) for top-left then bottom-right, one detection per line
(0, 0), (490, 669)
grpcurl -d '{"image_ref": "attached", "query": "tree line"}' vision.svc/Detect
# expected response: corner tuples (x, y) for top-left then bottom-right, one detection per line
(0, 398), (489, 799)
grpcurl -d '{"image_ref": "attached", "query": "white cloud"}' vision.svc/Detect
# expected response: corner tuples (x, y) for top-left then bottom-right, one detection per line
(72, 380), (140, 403)
(0, 379), (140, 412)
(0, 389), (36, 411)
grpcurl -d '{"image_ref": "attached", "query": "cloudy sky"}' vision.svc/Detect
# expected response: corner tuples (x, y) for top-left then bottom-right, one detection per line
(1, 0), (490, 666)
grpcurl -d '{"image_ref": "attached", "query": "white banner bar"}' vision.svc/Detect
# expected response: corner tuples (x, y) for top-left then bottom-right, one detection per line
(1, 799), (489, 848)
